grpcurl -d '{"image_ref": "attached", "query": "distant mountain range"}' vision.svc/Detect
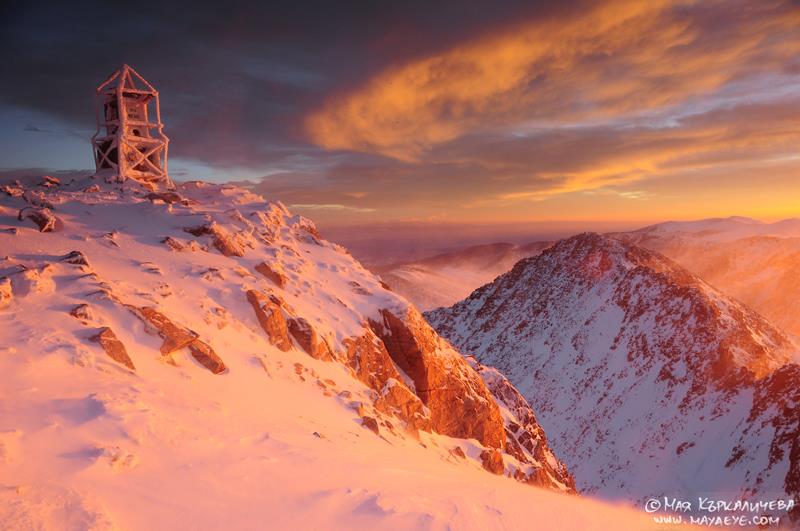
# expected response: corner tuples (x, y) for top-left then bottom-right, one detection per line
(378, 217), (800, 338)
(373, 242), (552, 311)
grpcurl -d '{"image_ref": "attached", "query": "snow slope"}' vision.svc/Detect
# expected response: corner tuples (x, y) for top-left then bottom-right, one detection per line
(0, 176), (658, 530)
(427, 233), (800, 522)
(375, 242), (552, 311)
(614, 217), (800, 337)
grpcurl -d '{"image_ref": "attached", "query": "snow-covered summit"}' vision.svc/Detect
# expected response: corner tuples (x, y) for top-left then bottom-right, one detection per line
(0, 174), (656, 530)
(427, 232), (800, 519)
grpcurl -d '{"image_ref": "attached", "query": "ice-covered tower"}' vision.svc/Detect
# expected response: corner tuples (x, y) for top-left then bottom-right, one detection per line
(91, 64), (171, 187)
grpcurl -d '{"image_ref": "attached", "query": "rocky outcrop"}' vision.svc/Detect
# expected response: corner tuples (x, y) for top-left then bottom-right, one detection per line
(184, 222), (246, 257)
(246, 290), (292, 351)
(361, 415), (380, 435)
(287, 317), (333, 361)
(39, 176), (60, 188)
(369, 307), (506, 449)
(18, 207), (57, 232)
(1, 181), (24, 197)
(373, 378), (431, 434)
(340, 330), (402, 391)
(480, 449), (504, 474)
(255, 262), (287, 288)
(69, 303), (94, 323)
(162, 236), (204, 252)
(129, 306), (198, 355)
(146, 192), (184, 204)
(187, 340), (227, 374)
(89, 327), (135, 370)
(60, 251), (90, 267)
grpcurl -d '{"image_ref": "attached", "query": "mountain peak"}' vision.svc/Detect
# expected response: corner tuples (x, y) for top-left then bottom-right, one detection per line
(427, 233), (800, 505)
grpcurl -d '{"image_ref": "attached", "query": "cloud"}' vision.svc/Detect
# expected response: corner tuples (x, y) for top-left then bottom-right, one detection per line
(305, 0), (800, 161)
(289, 203), (376, 213)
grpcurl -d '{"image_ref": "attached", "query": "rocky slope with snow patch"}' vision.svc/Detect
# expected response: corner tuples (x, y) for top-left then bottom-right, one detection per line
(427, 232), (800, 519)
(0, 175), (600, 530)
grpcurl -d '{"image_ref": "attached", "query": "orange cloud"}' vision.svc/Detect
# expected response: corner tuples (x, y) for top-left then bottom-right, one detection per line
(304, 0), (800, 165)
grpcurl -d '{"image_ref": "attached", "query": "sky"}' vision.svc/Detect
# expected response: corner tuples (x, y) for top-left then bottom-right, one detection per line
(1, 0), (799, 240)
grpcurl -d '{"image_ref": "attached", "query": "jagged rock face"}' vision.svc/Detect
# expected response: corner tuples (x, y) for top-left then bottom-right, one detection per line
(373, 379), (431, 434)
(428, 232), (800, 503)
(340, 330), (404, 392)
(468, 357), (575, 492)
(369, 307), (506, 450)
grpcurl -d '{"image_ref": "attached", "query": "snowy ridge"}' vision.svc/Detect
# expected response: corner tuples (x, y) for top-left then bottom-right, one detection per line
(0, 175), (643, 530)
(427, 232), (800, 519)
(614, 219), (800, 338)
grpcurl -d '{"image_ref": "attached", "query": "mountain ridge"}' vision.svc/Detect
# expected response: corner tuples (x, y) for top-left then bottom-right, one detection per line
(427, 232), (800, 519)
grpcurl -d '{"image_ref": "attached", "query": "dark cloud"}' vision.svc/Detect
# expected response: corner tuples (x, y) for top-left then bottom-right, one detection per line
(0, 0), (575, 169)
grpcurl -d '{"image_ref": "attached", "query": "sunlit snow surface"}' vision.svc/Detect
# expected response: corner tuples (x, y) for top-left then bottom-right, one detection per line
(0, 177), (659, 530)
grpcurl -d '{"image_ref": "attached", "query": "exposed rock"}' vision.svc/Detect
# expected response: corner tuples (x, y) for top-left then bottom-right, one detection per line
(18, 207), (56, 232)
(187, 340), (227, 374)
(39, 176), (60, 188)
(374, 378), (431, 433)
(287, 317), (333, 361)
(523, 468), (554, 487)
(361, 415), (380, 435)
(130, 306), (198, 355)
(426, 232), (799, 498)
(82, 184), (101, 193)
(450, 446), (466, 459)
(254, 262), (287, 288)
(480, 449), (505, 475)
(145, 192), (183, 204)
(60, 250), (90, 267)
(369, 307), (506, 449)
(0, 228), (18, 235)
(465, 357), (575, 491)
(0, 182), (24, 197)
(349, 281), (372, 296)
(69, 303), (94, 322)
(0, 278), (12, 309)
(341, 330), (402, 392)
(21, 190), (55, 210)
(162, 236), (203, 252)
(184, 222), (245, 257)
(89, 327), (135, 370)
(246, 290), (292, 351)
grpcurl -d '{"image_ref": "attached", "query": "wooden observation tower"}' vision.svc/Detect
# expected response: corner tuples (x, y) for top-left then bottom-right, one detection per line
(91, 64), (171, 187)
